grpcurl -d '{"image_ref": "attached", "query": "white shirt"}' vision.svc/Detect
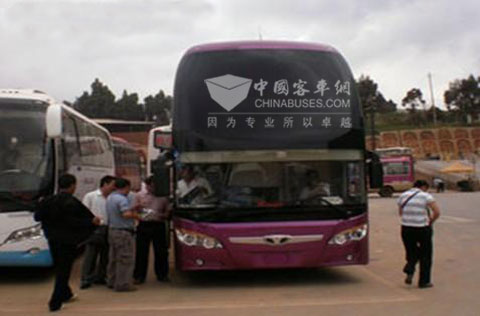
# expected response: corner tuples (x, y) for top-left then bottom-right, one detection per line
(299, 182), (331, 200)
(177, 177), (213, 201)
(82, 189), (108, 223)
(397, 188), (434, 227)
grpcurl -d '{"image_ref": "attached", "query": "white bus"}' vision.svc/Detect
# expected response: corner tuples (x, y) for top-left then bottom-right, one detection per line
(147, 124), (171, 176)
(0, 89), (114, 266)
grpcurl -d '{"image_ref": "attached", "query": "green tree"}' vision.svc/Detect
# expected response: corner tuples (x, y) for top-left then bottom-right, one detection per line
(144, 90), (172, 125)
(356, 75), (392, 149)
(444, 75), (480, 123)
(115, 90), (143, 120)
(356, 75), (396, 114)
(402, 88), (426, 125)
(74, 78), (116, 118)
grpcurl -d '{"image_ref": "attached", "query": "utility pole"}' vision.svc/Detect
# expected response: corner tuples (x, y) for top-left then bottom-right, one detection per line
(428, 72), (437, 126)
(369, 95), (376, 150)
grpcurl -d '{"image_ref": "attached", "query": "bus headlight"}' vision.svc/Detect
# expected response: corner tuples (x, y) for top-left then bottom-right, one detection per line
(4, 224), (43, 244)
(328, 224), (367, 245)
(175, 229), (223, 249)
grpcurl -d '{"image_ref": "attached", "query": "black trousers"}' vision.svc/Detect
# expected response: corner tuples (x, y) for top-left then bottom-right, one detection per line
(48, 240), (77, 310)
(133, 221), (169, 281)
(401, 226), (433, 285)
(81, 226), (108, 284)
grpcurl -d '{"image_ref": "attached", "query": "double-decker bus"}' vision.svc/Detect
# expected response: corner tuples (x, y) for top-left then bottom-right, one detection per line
(112, 137), (144, 192)
(155, 41), (382, 271)
(375, 147), (415, 197)
(0, 89), (114, 266)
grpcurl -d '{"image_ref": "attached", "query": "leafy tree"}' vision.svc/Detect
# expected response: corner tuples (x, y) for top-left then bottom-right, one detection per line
(73, 79), (174, 122)
(74, 78), (116, 118)
(402, 88), (426, 112)
(426, 106), (447, 124)
(144, 90), (172, 125)
(115, 90), (143, 120)
(402, 88), (426, 125)
(444, 75), (480, 123)
(356, 75), (396, 114)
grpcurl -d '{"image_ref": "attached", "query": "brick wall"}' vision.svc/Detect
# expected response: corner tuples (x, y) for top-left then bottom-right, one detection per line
(366, 127), (480, 159)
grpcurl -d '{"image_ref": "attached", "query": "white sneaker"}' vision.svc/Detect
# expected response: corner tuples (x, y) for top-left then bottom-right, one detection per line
(64, 293), (78, 303)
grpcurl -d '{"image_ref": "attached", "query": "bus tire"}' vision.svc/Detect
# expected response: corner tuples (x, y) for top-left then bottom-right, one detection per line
(379, 186), (394, 197)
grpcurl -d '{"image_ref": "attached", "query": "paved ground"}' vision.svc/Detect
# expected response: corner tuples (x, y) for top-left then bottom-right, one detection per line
(0, 192), (479, 315)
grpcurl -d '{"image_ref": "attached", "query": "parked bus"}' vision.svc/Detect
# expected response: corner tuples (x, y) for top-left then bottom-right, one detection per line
(375, 147), (415, 197)
(0, 89), (114, 266)
(112, 136), (143, 192)
(154, 41), (382, 271)
(147, 124), (171, 176)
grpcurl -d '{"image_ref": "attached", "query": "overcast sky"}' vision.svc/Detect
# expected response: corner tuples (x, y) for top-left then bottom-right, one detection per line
(1, 0), (479, 109)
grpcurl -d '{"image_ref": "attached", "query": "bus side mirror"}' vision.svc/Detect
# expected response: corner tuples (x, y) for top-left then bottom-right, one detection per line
(151, 155), (172, 197)
(366, 151), (383, 189)
(46, 104), (62, 138)
(153, 130), (172, 151)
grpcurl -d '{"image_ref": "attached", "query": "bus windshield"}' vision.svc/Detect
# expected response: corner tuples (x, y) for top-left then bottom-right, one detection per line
(383, 161), (410, 176)
(176, 159), (364, 209)
(0, 100), (52, 211)
(174, 48), (363, 152)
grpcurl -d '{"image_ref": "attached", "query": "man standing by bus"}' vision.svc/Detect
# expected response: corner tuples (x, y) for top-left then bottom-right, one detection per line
(133, 176), (172, 284)
(34, 174), (101, 312)
(106, 178), (142, 292)
(80, 175), (116, 289)
(398, 180), (440, 288)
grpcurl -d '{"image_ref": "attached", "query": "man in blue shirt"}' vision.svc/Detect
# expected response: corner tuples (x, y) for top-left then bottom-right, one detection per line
(106, 178), (142, 291)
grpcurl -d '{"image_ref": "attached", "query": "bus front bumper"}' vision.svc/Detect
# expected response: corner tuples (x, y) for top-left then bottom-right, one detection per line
(175, 241), (368, 271)
(173, 215), (369, 271)
(0, 249), (53, 267)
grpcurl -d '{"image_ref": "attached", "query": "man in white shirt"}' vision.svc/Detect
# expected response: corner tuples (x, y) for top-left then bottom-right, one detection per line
(177, 166), (213, 204)
(299, 170), (330, 201)
(80, 175), (116, 289)
(398, 180), (440, 289)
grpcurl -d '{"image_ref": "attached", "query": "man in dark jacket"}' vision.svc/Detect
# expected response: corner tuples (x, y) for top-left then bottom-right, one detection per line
(34, 174), (100, 312)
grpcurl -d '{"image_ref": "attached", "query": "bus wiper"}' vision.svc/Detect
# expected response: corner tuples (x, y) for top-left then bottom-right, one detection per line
(299, 195), (350, 219)
(176, 203), (351, 222)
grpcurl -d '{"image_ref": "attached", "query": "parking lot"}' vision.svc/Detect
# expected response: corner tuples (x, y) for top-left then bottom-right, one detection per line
(1, 192), (479, 316)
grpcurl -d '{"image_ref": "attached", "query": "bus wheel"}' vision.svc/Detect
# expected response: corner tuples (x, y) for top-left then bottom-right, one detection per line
(379, 186), (394, 197)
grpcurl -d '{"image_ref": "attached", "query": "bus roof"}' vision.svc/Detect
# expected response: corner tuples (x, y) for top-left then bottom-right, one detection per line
(149, 124), (172, 133)
(94, 119), (156, 126)
(0, 89), (56, 104)
(376, 147), (413, 157)
(185, 41), (338, 55)
(380, 156), (412, 163)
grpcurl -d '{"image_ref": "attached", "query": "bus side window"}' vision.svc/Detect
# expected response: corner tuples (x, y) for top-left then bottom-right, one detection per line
(56, 139), (67, 175)
(62, 115), (81, 169)
(75, 117), (112, 168)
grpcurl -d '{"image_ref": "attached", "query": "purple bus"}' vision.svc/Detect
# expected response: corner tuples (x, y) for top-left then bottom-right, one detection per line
(159, 41), (382, 271)
(375, 147), (415, 197)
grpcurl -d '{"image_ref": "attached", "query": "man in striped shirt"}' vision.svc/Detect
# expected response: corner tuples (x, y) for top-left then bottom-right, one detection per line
(397, 180), (441, 288)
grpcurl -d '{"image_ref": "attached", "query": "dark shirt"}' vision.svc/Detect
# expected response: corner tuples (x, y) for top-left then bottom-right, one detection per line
(34, 192), (95, 245)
